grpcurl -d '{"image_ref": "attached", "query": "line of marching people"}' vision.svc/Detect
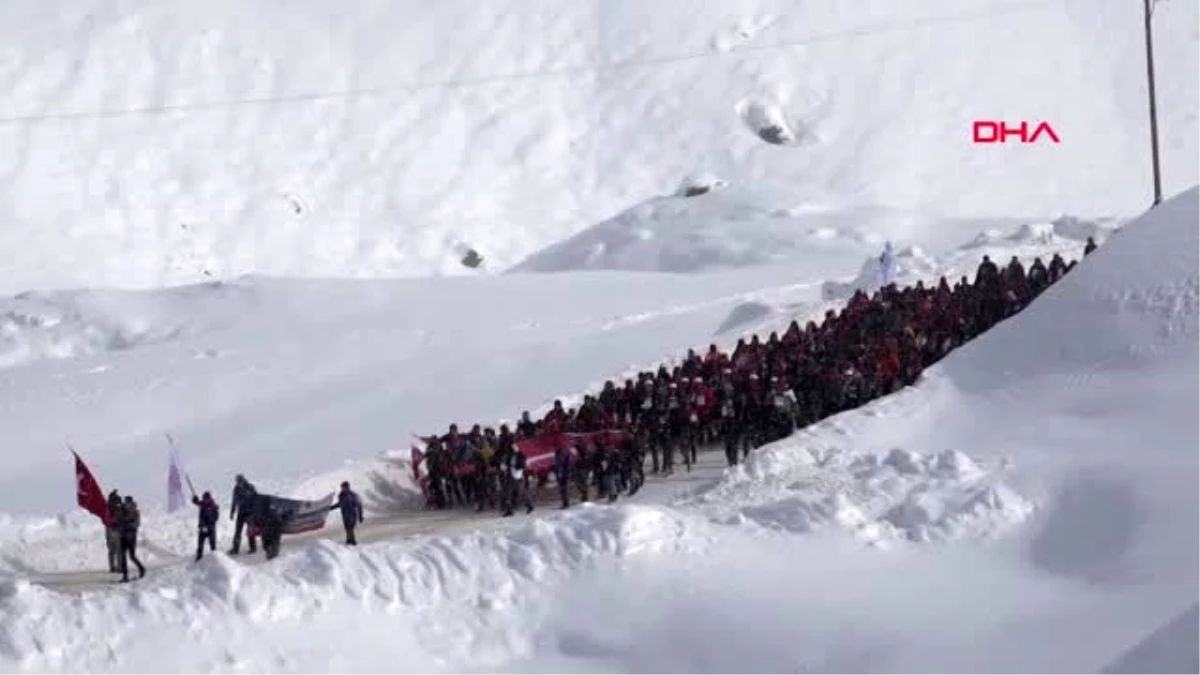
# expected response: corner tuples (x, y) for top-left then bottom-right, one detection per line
(98, 239), (1099, 574)
(415, 241), (1097, 517)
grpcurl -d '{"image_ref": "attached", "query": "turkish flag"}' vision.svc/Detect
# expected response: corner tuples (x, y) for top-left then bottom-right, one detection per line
(73, 452), (113, 525)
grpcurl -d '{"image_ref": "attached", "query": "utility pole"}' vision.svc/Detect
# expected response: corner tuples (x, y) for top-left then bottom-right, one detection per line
(1143, 0), (1164, 206)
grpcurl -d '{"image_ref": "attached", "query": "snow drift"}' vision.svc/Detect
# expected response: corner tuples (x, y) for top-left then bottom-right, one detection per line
(512, 184), (1034, 275)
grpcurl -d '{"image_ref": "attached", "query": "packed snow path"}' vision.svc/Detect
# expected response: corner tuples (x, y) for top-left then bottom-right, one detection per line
(20, 446), (732, 593)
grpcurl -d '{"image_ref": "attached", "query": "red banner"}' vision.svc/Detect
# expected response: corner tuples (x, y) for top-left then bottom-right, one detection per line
(410, 429), (630, 489)
(515, 430), (628, 473)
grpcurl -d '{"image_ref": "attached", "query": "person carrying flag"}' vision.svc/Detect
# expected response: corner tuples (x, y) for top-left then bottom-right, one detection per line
(192, 491), (220, 561)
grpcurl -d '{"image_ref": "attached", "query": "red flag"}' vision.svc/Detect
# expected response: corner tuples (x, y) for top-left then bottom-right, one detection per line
(73, 452), (112, 525)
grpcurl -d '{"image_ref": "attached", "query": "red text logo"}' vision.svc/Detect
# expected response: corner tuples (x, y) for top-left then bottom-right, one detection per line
(972, 120), (1060, 144)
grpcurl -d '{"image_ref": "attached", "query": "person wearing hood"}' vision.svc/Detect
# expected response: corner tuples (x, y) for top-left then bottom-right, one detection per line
(192, 491), (220, 561)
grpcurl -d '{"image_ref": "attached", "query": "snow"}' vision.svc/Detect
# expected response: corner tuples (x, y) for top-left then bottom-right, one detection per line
(0, 0), (1196, 293)
(0, 187), (1194, 672)
(0, 195), (1123, 672)
(0, 182), (1161, 667)
(0, 0), (1197, 670)
(511, 182), (1039, 274)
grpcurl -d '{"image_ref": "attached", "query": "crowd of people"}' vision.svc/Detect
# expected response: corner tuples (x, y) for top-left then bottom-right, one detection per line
(415, 241), (1095, 516)
(102, 238), (1098, 577)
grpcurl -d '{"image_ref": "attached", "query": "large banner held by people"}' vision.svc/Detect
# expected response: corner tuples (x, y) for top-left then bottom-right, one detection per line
(409, 429), (629, 507)
(247, 492), (334, 536)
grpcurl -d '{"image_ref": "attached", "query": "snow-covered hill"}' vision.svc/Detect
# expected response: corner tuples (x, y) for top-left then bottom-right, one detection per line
(0, 0), (1196, 293)
(0, 187), (1193, 673)
(0, 211), (1100, 519)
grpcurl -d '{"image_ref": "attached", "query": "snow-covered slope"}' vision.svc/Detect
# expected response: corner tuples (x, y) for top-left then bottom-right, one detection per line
(0, 0), (1196, 293)
(0, 208), (1099, 519)
(0, 188), (1194, 672)
(512, 181), (1030, 274)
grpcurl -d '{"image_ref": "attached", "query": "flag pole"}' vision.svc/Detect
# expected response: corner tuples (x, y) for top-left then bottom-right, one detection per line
(1143, 0), (1164, 206)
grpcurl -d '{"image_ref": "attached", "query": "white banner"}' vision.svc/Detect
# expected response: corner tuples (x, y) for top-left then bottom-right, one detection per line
(166, 434), (190, 512)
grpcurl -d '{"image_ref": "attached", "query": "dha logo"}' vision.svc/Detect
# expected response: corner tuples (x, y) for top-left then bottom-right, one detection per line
(973, 120), (1061, 144)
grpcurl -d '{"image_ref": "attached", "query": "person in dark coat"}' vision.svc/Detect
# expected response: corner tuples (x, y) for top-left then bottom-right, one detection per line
(105, 490), (122, 572)
(1084, 236), (1097, 256)
(553, 444), (572, 509)
(330, 481), (364, 545)
(260, 504), (290, 560)
(192, 491), (220, 561)
(228, 474), (258, 555)
(117, 495), (145, 582)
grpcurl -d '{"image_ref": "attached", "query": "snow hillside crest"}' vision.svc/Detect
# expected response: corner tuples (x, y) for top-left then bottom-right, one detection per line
(939, 187), (1199, 390)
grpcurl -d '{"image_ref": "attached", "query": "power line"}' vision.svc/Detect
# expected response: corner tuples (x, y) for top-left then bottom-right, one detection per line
(0, 0), (1058, 126)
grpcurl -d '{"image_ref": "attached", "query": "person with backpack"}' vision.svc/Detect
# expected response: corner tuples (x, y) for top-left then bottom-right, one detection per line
(192, 491), (220, 561)
(117, 495), (146, 582)
(330, 481), (364, 545)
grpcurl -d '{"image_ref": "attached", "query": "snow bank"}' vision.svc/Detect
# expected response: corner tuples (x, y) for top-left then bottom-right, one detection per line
(0, 506), (715, 672)
(0, 500), (1130, 673)
(686, 389), (1033, 545)
(0, 283), (253, 370)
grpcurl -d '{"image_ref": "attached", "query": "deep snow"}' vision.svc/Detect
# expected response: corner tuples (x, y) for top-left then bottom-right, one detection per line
(0, 0), (1196, 293)
(0, 189), (1194, 673)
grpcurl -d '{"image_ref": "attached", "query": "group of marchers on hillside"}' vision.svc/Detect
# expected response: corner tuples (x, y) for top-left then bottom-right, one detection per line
(409, 239), (1098, 515)
(98, 237), (1097, 582)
